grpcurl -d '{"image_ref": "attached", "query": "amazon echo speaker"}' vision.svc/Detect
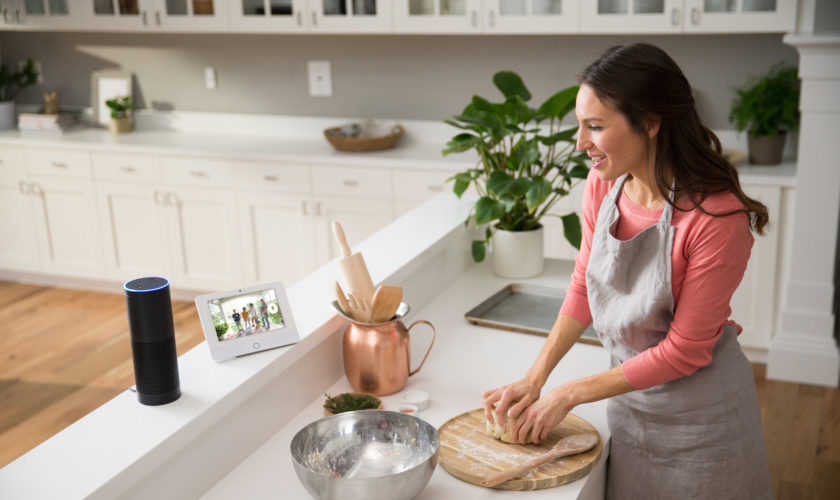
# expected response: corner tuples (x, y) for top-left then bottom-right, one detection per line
(124, 277), (181, 405)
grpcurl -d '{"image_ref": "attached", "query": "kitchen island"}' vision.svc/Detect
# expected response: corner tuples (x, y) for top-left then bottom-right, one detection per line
(0, 193), (610, 499)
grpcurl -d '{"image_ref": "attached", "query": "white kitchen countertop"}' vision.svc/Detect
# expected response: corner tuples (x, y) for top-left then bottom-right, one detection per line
(202, 259), (612, 500)
(0, 111), (798, 185)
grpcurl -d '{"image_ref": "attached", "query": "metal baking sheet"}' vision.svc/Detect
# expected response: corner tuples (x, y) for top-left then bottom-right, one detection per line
(464, 283), (601, 346)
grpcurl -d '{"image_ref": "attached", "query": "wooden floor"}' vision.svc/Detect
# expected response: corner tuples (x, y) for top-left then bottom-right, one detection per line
(1, 282), (839, 498)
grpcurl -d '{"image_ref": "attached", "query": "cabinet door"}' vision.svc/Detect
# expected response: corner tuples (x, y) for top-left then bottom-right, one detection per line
(486, 0), (578, 33)
(18, 0), (85, 30)
(0, 180), (41, 272)
(683, 0), (796, 33)
(96, 181), (171, 282)
(580, 0), (683, 33)
(154, 0), (230, 31)
(228, 0), (309, 32)
(28, 177), (106, 278)
(237, 191), (316, 285)
(393, 0), (483, 33)
(730, 185), (781, 350)
(310, 0), (392, 33)
(312, 196), (393, 266)
(0, 0), (24, 28)
(165, 186), (241, 290)
(85, 0), (151, 30)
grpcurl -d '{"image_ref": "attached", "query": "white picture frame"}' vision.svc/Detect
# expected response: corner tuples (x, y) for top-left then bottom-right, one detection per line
(194, 281), (300, 362)
(91, 70), (133, 127)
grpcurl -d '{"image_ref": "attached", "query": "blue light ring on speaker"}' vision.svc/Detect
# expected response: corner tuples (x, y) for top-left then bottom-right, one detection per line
(124, 276), (170, 293)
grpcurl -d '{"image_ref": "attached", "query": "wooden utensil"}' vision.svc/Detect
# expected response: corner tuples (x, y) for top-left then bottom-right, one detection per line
(438, 409), (602, 491)
(480, 433), (599, 488)
(369, 284), (403, 323)
(332, 222), (376, 304)
(334, 281), (351, 317)
(346, 293), (372, 323)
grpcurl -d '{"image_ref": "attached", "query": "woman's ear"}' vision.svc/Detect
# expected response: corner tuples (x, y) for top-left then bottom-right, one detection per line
(646, 117), (661, 139)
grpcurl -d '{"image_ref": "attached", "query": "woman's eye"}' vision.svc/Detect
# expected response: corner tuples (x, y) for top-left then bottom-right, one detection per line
(588, 126), (602, 132)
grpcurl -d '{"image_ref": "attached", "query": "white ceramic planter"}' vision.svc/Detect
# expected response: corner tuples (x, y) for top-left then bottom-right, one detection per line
(0, 101), (15, 130)
(491, 225), (545, 279)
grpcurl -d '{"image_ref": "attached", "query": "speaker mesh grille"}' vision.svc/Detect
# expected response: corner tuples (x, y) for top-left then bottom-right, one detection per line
(132, 339), (180, 394)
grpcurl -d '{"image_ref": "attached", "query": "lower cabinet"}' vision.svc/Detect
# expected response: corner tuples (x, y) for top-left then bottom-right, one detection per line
(0, 148), (41, 273)
(313, 196), (395, 265)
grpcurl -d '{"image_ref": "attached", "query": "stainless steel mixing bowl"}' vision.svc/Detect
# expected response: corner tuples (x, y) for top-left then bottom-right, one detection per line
(290, 410), (439, 500)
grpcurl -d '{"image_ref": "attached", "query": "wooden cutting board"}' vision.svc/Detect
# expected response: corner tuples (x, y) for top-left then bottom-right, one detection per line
(438, 409), (602, 490)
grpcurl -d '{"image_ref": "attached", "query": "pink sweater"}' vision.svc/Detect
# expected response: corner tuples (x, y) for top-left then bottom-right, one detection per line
(559, 169), (753, 390)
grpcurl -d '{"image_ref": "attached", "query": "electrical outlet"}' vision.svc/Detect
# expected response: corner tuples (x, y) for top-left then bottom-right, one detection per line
(19, 59), (43, 83)
(204, 66), (217, 90)
(307, 61), (332, 97)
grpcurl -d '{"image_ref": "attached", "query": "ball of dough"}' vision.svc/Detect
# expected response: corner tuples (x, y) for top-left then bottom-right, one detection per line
(486, 405), (533, 444)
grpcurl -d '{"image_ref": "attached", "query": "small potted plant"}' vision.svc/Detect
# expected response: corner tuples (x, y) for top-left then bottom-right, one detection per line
(729, 62), (800, 165)
(105, 95), (135, 134)
(443, 71), (587, 278)
(0, 58), (39, 130)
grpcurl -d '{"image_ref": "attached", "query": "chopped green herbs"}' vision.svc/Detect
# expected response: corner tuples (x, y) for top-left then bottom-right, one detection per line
(323, 393), (381, 414)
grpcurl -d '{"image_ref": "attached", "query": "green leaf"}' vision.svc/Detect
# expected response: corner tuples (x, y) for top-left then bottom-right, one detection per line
(525, 176), (552, 212)
(493, 71), (532, 101)
(509, 177), (532, 197)
(538, 127), (578, 146)
(487, 170), (515, 196)
(471, 240), (487, 262)
(538, 85), (579, 119)
(499, 95), (537, 125)
(451, 172), (472, 197)
(471, 94), (497, 115)
(475, 196), (507, 226)
(443, 133), (482, 155)
(561, 212), (582, 249)
(569, 165), (589, 179)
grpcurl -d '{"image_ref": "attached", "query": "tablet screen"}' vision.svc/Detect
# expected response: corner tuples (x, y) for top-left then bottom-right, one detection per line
(208, 287), (286, 342)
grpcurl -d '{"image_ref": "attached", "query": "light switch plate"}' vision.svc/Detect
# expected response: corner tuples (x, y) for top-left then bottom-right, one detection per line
(307, 61), (332, 97)
(204, 66), (217, 90)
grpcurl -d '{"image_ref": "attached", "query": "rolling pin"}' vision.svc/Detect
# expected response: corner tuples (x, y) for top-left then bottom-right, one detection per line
(480, 433), (598, 488)
(332, 222), (376, 305)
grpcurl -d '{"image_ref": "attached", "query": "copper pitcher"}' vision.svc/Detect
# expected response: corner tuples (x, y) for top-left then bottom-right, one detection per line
(332, 301), (436, 396)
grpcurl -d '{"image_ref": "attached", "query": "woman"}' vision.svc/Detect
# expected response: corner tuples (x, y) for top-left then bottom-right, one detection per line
(482, 43), (772, 499)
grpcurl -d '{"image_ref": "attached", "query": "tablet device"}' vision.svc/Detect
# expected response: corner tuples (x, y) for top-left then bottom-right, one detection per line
(195, 281), (299, 361)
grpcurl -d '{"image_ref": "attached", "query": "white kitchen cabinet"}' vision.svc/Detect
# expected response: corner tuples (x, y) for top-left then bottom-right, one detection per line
(86, 0), (229, 32)
(0, 147), (41, 272)
(0, 0), (24, 28)
(228, 0), (390, 33)
(393, 0), (577, 33)
(312, 195), (394, 265)
(12, 0), (86, 30)
(580, 0), (796, 34)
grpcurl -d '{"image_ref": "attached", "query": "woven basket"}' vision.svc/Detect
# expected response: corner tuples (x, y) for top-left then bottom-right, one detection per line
(324, 125), (404, 152)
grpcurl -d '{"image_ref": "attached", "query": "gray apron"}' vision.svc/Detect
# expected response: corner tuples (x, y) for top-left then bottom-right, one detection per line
(585, 175), (772, 499)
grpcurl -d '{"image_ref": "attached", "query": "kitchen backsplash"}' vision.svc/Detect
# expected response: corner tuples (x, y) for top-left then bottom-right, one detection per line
(1, 31), (797, 129)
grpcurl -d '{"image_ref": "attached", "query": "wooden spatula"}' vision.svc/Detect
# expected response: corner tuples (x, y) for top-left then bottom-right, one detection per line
(333, 222), (376, 305)
(334, 281), (351, 317)
(370, 285), (403, 323)
(479, 433), (598, 488)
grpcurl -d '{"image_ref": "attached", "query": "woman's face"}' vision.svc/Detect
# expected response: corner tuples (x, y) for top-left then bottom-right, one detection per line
(575, 84), (656, 181)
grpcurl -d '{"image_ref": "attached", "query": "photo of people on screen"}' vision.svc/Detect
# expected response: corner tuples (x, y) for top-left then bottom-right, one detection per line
(208, 288), (285, 341)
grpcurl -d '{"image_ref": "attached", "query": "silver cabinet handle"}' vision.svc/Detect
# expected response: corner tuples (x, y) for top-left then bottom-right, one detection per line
(153, 190), (166, 205)
(471, 10), (478, 27)
(302, 200), (308, 215)
(315, 201), (322, 216)
(264, 175), (278, 182)
(51, 161), (68, 169)
(671, 8), (680, 26)
(427, 185), (443, 192)
(2, 9), (8, 24)
(487, 10), (495, 28)
(311, 11), (317, 27)
(342, 179), (359, 187)
(142, 11), (147, 25)
(30, 182), (43, 196)
(691, 7), (700, 25)
(14, 8), (19, 23)
(296, 11), (303, 26)
(189, 170), (208, 178)
(119, 165), (137, 173)
(155, 10), (160, 26)
(166, 192), (181, 206)
(18, 180), (30, 195)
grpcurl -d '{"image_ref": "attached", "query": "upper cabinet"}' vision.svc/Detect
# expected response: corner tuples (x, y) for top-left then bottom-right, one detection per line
(228, 0), (392, 33)
(1, 0), (86, 30)
(580, 0), (797, 34)
(392, 0), (578, 34)
(85, 0), (229, 32)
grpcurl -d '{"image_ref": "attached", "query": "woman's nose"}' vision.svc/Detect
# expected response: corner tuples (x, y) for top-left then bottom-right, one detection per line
(576, 129), (588, 152)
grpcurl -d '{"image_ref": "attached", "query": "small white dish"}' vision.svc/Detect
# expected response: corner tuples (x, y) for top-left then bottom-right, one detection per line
(398, 403), (419, 415)
(402, 390), (430, 411)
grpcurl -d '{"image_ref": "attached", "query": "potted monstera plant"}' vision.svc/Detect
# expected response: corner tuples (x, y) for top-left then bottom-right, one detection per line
(443, 71), (587, 278)
(0, 58), (39, 130)
(729, 62), (800, 165)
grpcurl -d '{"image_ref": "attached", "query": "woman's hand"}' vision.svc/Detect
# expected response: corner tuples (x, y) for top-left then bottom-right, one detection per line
(481, 377), (541, 431)
(510, 385), (575, 444)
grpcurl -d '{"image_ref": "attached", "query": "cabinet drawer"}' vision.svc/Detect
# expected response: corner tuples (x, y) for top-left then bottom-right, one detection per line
(92, 152), (162, 183)
(311, 165), (392, 198)
(24, 149), (92, 179)
(161, 157), (234, 187)
(0, 147), (26, 184)
(393, 169), (454, 200)
(234, 161), (310, 193)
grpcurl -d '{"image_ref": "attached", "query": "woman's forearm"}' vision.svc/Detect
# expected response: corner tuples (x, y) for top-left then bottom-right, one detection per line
(525, 314), (587, 388)
(561, 365), (635, 407)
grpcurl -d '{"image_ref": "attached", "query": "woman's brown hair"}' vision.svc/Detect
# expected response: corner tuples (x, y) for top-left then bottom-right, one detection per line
(580, 43), (769, 234)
